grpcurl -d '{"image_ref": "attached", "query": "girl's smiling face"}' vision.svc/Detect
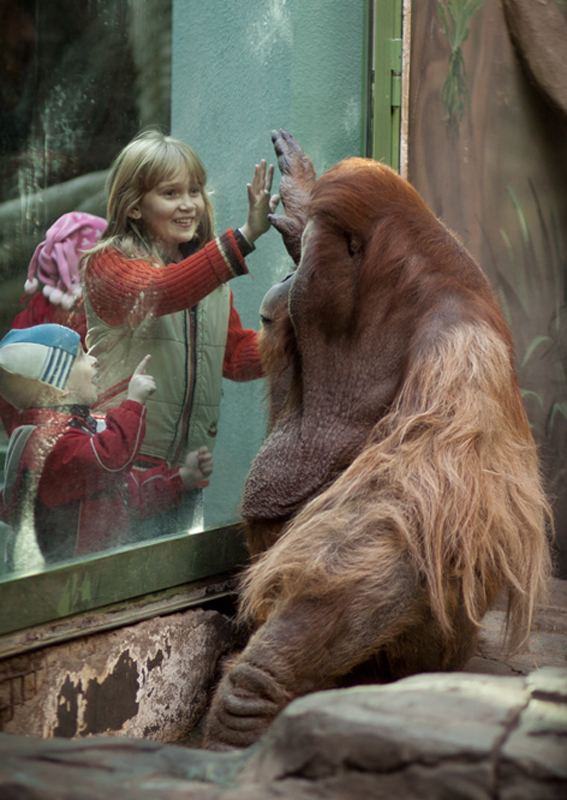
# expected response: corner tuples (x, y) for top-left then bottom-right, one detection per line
(129, 165), (206, 260)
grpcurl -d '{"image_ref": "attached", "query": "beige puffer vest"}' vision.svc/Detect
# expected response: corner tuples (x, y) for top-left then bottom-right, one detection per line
(84, 284), (230, 467)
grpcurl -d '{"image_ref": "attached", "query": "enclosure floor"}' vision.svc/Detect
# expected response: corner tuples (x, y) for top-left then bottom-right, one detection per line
(465, 577), (567, 676)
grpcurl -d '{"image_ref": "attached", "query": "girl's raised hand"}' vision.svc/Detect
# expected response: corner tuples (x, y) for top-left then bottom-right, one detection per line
(240, 159), (280, 244)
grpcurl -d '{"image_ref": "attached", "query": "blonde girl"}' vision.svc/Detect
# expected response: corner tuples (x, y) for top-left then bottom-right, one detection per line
(82, 129), (278, 535)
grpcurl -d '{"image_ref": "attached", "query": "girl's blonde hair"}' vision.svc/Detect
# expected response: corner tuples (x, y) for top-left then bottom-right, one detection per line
(86, 129), (214, 265)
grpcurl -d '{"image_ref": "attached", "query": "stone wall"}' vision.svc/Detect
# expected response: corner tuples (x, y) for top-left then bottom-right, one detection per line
(0, 607), (238, 743)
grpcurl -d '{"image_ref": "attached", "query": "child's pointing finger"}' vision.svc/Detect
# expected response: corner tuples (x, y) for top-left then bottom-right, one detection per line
(133, 354), (152, 376)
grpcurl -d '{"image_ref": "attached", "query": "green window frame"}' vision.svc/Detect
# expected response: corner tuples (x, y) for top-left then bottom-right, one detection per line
(0, 525), (248, 656)
(364, 0), (407, 172)
(0, 0), (408, 656)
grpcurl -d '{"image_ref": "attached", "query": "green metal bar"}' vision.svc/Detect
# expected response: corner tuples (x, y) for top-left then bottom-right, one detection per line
(361, 0), (374, 157)
(0, 524), (248, 637)
(372, 0), (394, 164)
(0, 577), (238, 659)
(391, 75), (401, 168)
(372, 0), (403, 170)
(391, 0), (403, 171)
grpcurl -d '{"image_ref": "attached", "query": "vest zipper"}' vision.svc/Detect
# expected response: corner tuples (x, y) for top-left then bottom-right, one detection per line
(171, 306), (198, 465)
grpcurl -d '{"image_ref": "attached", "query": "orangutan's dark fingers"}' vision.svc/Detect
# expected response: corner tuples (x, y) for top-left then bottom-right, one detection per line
(271, 129), (317, 182)
(268, 214), (299, 236)
(203, 660), (290, 749)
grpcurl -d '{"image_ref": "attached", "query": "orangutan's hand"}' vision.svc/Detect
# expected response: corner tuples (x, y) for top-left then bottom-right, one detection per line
(268, 129), (317, 265)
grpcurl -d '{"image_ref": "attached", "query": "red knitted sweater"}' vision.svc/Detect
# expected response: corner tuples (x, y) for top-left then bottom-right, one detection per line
(83, 233), (263, 381)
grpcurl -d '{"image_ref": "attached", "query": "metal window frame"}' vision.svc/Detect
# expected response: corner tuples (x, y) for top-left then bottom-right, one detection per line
(0, 0), (410, 648)
(364, 0), (409, 174)
(0, 523), (247, 642)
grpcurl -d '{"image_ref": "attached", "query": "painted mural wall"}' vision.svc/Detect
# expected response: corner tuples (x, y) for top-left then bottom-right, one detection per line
(408, 0), (567, 575)
(171, 0), (365, 528)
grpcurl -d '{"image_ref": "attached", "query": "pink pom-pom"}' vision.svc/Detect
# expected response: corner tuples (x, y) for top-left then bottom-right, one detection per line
(24, 277), (39, 294)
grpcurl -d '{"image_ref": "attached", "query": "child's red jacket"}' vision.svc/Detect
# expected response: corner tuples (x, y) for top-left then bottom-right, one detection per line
(0, 400), (186, 562)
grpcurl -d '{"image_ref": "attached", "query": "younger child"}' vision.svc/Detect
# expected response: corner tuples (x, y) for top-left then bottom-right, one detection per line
(0, 324), (212, 567)
(0, 212), (106, 436)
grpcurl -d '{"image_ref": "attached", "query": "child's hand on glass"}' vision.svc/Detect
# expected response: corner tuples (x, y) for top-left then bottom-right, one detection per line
(240, 159), (280, 243)
(179, 446), (213, 486)
(127, 355), (157, 405)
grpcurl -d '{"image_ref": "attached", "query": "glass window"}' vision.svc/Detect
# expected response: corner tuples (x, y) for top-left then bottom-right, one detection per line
(0, 0), (174, 580)
(0, 0), (368, 640)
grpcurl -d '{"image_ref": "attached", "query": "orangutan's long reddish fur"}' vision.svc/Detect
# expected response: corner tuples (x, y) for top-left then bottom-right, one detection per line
(204, 156), (552, 750)
(246, 322), (548, 644)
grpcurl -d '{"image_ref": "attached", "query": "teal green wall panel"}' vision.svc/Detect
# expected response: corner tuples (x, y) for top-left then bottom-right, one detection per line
(172, 0), (365, 527)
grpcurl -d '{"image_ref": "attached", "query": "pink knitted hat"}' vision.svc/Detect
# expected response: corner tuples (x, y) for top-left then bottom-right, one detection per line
(25, 212), (107, 310)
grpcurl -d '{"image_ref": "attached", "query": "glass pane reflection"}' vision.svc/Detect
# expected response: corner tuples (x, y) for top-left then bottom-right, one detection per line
(0, 0), (174, 577)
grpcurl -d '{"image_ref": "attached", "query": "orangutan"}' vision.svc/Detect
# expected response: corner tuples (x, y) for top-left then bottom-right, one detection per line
(204, 131), (552, 750)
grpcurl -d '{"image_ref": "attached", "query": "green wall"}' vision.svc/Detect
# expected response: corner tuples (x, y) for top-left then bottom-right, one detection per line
(172, 0), (365, 527)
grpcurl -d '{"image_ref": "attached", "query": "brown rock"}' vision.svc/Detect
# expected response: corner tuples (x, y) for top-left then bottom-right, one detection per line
(0, 668), (565, 799)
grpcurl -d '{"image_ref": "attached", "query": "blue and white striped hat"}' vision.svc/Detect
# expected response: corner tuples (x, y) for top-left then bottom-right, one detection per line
(0, 325), (81, 391)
